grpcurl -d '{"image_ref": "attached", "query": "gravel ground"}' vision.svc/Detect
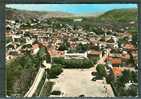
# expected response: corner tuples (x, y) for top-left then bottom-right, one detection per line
(50, 68), (114, 97)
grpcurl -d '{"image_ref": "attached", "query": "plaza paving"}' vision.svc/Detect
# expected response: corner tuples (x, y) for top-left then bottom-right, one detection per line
(50, 50), (114, 97)
(51, 68), (114, 97)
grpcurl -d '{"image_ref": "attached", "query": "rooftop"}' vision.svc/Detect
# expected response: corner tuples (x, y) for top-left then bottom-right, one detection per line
(112, 67), (123, 76)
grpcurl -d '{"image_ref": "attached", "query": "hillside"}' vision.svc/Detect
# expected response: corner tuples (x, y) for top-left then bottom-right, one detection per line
(6, 8), (75, 20)
(98, 8), (137, 22)
(94, 8), (138, 32)
(6, 7), (137, 33)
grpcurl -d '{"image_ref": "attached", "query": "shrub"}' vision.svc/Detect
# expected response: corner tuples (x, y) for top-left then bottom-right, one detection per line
(91, 77), (96, 81)
(96, 64), (107, 78)
(52, 57), (65, 65)
(47, 64), (63, 79)
(90, 57), (100, 64)
(79, 94), (85, 97)
(51, 91), (61, 95)
(106, 73), (115, 84)
(127, 84), (137, 96)
(91, 71), (97, 76)
(6, 37), (12, 43)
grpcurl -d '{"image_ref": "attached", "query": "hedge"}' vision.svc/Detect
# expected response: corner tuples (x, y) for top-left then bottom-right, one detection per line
(52, 57), (94, 68)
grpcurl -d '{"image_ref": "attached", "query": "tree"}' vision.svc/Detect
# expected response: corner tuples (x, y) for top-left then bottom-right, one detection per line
(132, 32), (137, 47)
(7, 59), (22, 95)
(131, 71), (138, 83)
(96, 64), (107, 78)
(127, 84), (137, 96)
(58, 43), (68, 51)
(7, 55), (37, 95)
(90, 56), (100, 64)
(76, 43), (89, 53)
(6, 37), (12, 43)
(117, 70), (132, 84)
(106, 72), (115, 84)
(58, 39), (70, 51)
(7, 43), (52, 95)
(47, 64), (63, 79)
(52, 57), (65, 65)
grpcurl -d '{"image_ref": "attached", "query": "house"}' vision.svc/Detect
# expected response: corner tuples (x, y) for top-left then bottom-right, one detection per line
(106, 36), (118, 48)
(106, 37), (115, 43)
(110, 48), (121, 58)
(6, 43), (15, 51)
(106, 56), (122, 67)
(69, 41), (77, 49)
(123, 42), (136, 51)
(76, 41), (88, 45)
(111, 58), (122, 67)
(129, 21), (135, 25)
(73, 18), (83, 22)
(99, 36), (106, 42)
(12, 34), (22, 42)
(64, 50), (87, 59)
(87, 50), (102, 59)
(112, 67), (123, 77)
(89, 37), (98, 44)
(121, 51), (130, 63)
(48, 49), (64, 57)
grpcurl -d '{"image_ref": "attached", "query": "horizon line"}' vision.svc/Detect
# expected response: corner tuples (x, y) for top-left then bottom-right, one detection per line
(6, 4), (137, 14)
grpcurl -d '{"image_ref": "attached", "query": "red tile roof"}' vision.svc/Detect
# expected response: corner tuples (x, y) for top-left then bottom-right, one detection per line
(89, 50), (101, 55)
(48, 49), (64, 57)
(111, 58), (122, 65)
(112, 67), (123, 76)
(106, 56), (122, 65)
(124, 43), (136, 50)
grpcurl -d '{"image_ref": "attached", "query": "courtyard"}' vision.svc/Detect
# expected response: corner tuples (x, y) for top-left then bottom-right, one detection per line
(50, 68), (114, 97)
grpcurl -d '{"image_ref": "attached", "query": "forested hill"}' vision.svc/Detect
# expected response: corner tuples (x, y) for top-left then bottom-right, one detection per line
(98, 8), (137, 22)
(93, 8), (138, 32)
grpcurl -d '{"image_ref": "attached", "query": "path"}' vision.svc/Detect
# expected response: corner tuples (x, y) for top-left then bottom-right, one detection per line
(24, 63), (51, 97)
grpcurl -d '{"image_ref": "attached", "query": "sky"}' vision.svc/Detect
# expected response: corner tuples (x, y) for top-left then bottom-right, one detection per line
(6, 4), (137, 14)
